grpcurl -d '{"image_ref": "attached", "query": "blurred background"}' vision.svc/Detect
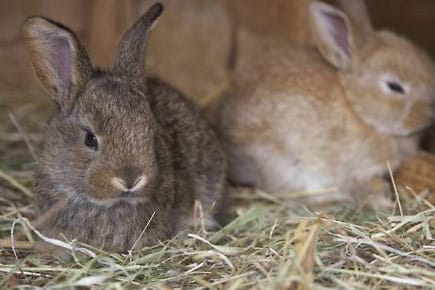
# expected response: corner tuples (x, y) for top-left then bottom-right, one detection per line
(2, 0), (435, 104)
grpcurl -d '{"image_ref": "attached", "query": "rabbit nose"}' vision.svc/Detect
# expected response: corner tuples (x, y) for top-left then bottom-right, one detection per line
(111, 167), (147, 192)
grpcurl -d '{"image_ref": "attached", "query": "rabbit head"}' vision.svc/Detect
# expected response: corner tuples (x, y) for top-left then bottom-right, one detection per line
(23, 4), (167, 206)
(310, 1), (435, 136)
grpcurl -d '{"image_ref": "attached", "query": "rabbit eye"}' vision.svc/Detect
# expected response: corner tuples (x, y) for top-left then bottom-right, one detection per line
(387, 81), (405, 94)
(84, 131), (98, 150)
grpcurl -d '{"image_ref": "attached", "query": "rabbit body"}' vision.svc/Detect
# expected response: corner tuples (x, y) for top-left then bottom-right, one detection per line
(24, 4), (225, 251)
(212, 1), (435, 207)
(35, 79), (224, 250)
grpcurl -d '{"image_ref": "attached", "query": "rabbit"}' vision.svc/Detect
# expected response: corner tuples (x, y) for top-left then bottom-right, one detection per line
(209, 0), (435, 209)
(22, 3), (226, 251)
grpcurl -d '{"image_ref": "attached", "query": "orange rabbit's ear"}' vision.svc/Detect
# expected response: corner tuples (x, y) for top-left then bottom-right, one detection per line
(22, 17), (92, 110)
(310, 2), (355, 70)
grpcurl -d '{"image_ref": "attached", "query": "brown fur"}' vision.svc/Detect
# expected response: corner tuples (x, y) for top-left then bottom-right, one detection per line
(210, 1), (435, 209)
(23, 3), (225, 251)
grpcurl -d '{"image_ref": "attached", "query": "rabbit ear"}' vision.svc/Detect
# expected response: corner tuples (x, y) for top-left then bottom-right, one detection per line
(337, 0), (373, 35)
(112, 3), (163, 82)
(310, 2), (355, 70)
(22, 17), (92, 109)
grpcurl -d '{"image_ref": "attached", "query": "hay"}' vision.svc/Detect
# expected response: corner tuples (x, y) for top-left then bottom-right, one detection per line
(1, 85), (434, 289)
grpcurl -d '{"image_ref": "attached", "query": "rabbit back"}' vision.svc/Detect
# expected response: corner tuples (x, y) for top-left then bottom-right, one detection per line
(147, 79), (226, 229)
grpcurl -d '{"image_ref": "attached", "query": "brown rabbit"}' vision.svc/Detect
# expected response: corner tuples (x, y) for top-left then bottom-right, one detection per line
(210, 0), (435, 208)
(22, 3), (226, 251)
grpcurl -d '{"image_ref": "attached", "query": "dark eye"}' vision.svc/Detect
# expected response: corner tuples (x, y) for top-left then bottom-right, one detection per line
(387, 81), (405, 94)
(84, 131), (98, 150)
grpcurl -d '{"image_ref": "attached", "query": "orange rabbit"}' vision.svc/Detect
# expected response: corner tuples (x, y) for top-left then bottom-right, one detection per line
(211, 0), (435, 208)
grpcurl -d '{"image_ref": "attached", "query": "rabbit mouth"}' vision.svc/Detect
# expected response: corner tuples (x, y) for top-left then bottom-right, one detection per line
(85, 192), (150, 207)
(118, 191), (149, 201)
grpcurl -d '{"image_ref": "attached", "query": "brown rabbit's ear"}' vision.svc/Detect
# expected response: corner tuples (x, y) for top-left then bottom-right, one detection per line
(22, 17), (92, 109)
(336, 0), (373, 35)
(310, 2), (355, 70)
(112, 3), (163, 82)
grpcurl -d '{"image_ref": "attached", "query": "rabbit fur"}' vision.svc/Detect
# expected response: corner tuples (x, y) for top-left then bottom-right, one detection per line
(23, 3), (226, 251)
(210, 0), (435, 208)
